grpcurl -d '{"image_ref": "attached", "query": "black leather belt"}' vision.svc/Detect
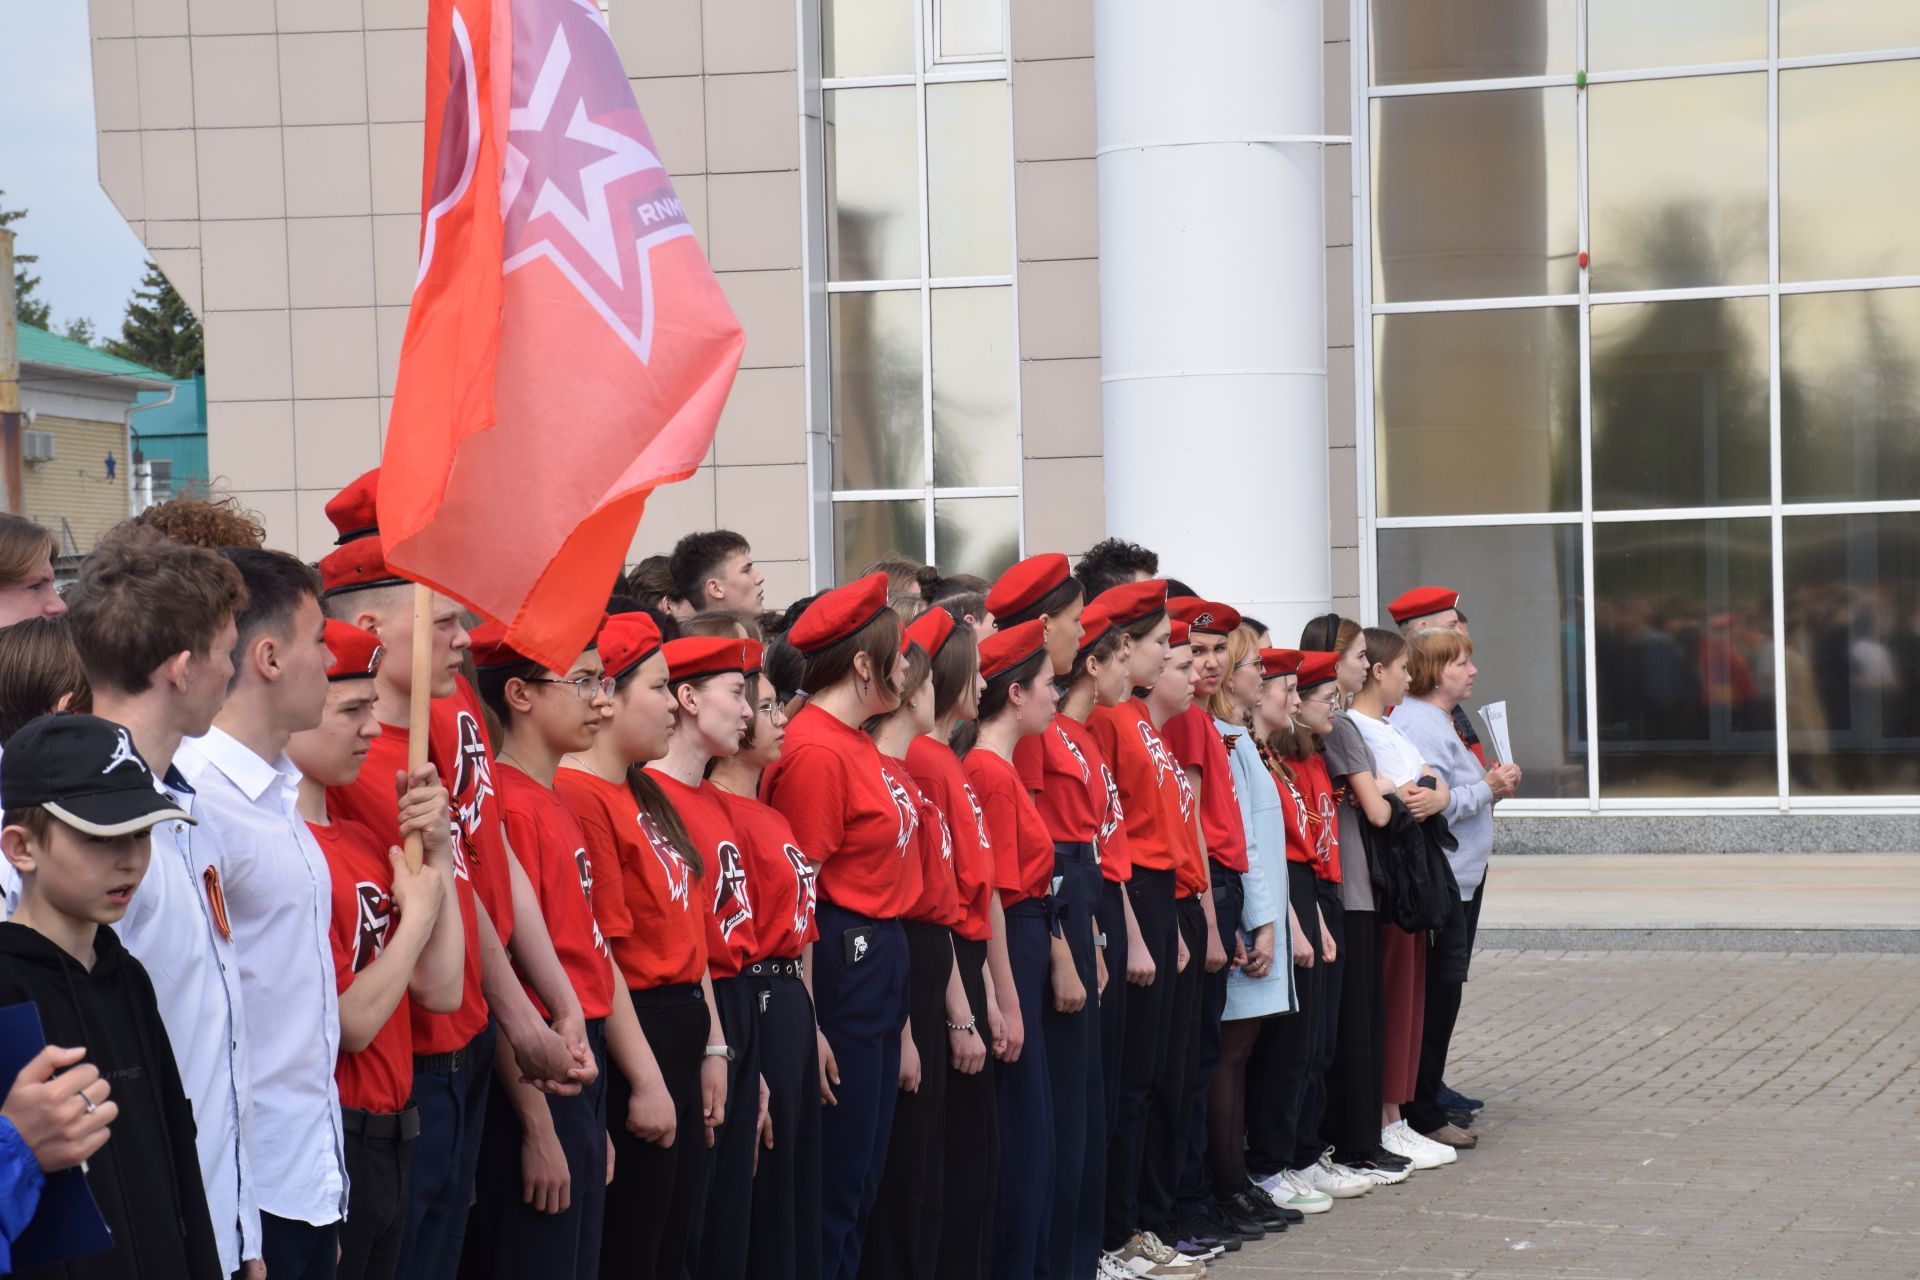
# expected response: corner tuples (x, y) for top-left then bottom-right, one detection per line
(341, 1103), (421, 1142)
(744, 958), (803, 980)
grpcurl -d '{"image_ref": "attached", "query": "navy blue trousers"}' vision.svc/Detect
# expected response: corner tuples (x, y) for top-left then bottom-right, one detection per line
(812, 901), (909, 1280)
(1141, 895), (1206, 1235)
(694, 979), (763, 1280)
(745, 968), (822, 1280)
(861, 921), (955, 1279)
(1104, 867), (1177, 1250)
(1096, 877), (1129, 1138)
(993, 899), (1055, 1279)
(938, 935), (997, 1280)
(1046, 846), (1104, 1280)
(398, 1018), (497, 1280)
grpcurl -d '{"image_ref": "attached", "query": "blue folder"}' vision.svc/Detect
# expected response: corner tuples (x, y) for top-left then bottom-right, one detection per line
(0, 1001), (113, 1270)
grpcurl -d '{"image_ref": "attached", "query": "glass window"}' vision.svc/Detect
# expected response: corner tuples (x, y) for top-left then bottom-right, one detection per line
(1588, 74), (1768, 292)
(1373, 307), (1580, 516)
(822, 0), (915, 78)
(1590, 296), (1770, 510)
(830, 291), (923, 490)
(926, 81), (1012, 277)
(931, 287), (1017, 487)
(1369, 0), (1574, 86)
(937, 0), (1002, 59)
(1781, 288), (1920, 503)
(1370, 88), (1578, 302)
(1587, 0), (1766, 72)
(1781, 61), (1920, 284)
(825, 87), (920, 282)
(934, 496), (1021, 581)
(834, 499), (925, 584)
(1594, 518), (1776, 797)
(1780, 1), (1920, 59)
(1782, 512), (1920, 796)
(1378, 524), (1589, 798)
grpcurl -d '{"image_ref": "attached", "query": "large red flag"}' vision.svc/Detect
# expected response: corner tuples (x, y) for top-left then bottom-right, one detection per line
(379, 0), (744, 671)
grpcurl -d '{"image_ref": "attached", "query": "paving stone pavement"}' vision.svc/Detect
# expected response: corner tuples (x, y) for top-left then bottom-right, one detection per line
(1213, 948), (1920, 1279)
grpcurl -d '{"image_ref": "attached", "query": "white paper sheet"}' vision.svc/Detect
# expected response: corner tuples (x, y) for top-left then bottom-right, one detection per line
(1478, 701), (1514, 766)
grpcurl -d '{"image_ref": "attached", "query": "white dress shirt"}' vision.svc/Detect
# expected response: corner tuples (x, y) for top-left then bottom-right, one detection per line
(110, 764), (262, 1274)
(177, 727), (348, 1228)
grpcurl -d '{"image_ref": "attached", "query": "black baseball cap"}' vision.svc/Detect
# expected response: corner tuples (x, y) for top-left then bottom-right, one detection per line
(2, 715), (196, 837)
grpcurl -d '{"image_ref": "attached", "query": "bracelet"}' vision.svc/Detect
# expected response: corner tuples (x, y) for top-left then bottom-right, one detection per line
(945, 1016), (978, 1035)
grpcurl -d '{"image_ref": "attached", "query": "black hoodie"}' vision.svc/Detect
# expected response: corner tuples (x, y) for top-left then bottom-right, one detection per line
(0, 921), (221, 1279)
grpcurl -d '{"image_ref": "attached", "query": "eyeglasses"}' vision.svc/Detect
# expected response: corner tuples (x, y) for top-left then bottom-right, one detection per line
(531, 675), (616, 701)
(1234, 660), (1261, 672)
(1301, 691), (1340, 707)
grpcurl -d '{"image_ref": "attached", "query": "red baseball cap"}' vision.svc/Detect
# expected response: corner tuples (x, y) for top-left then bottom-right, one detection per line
(986, 553), (1071, 622)
(323, 620), (383, 681)
(1297, 650), (1340, 691)
(1387, 585), (1460, 625)
(598, 613), (664, 683)
(1075, 602), (1117, 656)
(1259, 648), (1303, 679)
(326, 469), (381, 545)
(789, 572), (891, 655)
(318, 536), (406, 598)
(1090, 579), (1168, 627)
(1170, 597), (1241, 636)
(664, 636), (762, 682)
(902, 604), (957, 658)
(978, 618), (1048, 680)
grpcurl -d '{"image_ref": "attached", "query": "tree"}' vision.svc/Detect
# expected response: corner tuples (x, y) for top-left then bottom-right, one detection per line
(105, 262), (202, 379)
(62, 317), (96, 347)
(0, 191), (50, 329)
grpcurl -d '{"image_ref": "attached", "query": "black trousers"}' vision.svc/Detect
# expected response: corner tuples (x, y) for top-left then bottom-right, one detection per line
(398, 1020), (497, 1280)
(937, 935), (998, 1280)
(1325, 909), (1384, 1161)
(1103, 866), (1176, 1249)
(337, 1106), (414, 1280)
(1139, 894), (1206, 1236)
(1406, 883), (1485, 1134)
(1096, 877), (1129, 1137)
(992, 900), (1055, 1278)
(1293, 881), (1345, 1169)
(861, 921), (955, 1280)
(745, 967), (822, 1280)
(1046, 845), (1104, 1280)
(695, 979), (764, 1280)
(262, 1213), (340, 1280)
(1176, 867), (1240, 1218)
(604, 985), (710, 1280)
(1245, 863), (1322, 1180)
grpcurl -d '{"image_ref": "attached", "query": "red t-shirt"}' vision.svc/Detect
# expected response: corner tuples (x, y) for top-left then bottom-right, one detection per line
(907, 738), (995, 943)
(553, 767), (708, 989)
(877, 753), (952, 927)
(650, 774), (760, 980)
(1087, 700), (1192, 880)
(760, 704), (922, 920)
(712, 788), (818, 962)
(327, 724), (487, 1056)
(497, 765), (614, 1019)
(1288, 753), (1341, 884)
(313, 817), (412, 1114)
(432, 679), (515, 948)
(1162, 704), (1250, 874)
(1015, 713), (1127, 872)
(964, 749), (1053, 907)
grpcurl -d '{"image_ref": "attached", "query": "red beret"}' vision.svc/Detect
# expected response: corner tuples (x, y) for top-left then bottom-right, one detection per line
(986, 553), (1071, 622)
(1090, 578), (1168, 627)
(599, 612), (664, 682)
(467, 619), (531, 670)
(664, 636), (761, 682)
(1259, 648), (1303, 679)
(978, 618), (1047, 681)
(902, 604), (956, 658)
(1387, 585), (1460, 625)
(326, 469), (381, 545)
(1297, 650), (1340, 690)
(1170, 597), (1242, 636)
(1075, 602), (1116, 656)
(789, 572), (891, 655)
(323, 619), (384, 681)
(1168, 619), (1191, 648)
(318, 535), (406, 598)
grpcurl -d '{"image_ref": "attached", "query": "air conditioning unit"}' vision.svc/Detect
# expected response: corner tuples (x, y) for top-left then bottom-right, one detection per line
(22, 431), (55, 464)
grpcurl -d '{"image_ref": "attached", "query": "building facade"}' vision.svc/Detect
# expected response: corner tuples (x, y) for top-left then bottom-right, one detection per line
(86, 0), (1919, 842)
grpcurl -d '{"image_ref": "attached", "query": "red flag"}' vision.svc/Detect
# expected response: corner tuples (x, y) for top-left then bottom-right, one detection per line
(379, 0), (744, 671)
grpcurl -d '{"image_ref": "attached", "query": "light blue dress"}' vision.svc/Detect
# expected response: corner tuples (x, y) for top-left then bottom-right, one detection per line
(1218, 715), (1298, 1020)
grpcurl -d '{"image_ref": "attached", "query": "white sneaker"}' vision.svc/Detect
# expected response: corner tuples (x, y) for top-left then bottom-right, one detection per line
(1256, 1168), (1333, 1214)
(1300, 1150), (1372, 1198)
(1382, 1119), (1457, 1168)
(1098, 1253), (1137, 1280)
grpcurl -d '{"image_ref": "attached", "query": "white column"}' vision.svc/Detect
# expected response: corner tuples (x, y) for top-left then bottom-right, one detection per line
(1094, 0), (1331, 640)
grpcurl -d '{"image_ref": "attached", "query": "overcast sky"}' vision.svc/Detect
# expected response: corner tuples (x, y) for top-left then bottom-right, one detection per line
(1, 2), (153, 337)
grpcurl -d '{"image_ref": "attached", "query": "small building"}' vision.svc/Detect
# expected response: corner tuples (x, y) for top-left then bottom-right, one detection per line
(132, 371), (209, 503)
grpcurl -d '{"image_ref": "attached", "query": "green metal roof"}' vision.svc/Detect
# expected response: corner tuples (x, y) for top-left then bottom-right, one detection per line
(16, 323), (172, 383)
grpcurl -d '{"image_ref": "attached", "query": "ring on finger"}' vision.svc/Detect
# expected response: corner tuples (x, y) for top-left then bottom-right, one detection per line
(79, 1090), (98, 1114)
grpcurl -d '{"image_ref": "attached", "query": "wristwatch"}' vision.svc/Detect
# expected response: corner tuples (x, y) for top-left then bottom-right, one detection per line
(704, 1044), (735, 1061)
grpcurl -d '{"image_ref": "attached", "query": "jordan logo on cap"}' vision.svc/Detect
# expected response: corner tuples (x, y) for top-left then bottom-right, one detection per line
(101, 728), (144, 777)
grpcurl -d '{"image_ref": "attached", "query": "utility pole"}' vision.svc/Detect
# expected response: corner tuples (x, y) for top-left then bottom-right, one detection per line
(0, 229), (21, 514)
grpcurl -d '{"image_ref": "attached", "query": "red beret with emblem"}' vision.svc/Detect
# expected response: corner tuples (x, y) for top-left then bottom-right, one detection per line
(1387, 585), (1460, 625)
(599, 612), (664, 683)
(1090, 578), (1168, 627)
(323, 619), (384, 681)
(902, 603), (957, 658)
(1296, 650), (1340, 690)
(977, 618), (1048, 681)
(1259, 648), (1303, 679)
(986, 552), (1071, 622)
(664, 636), (762, 682)
(317, 535), (406, 598)
(789, 572), (891, 655)
(1075, 602), (1116, 656)
(1169, 597), (1242, 636)
(326, 469), (381, 545)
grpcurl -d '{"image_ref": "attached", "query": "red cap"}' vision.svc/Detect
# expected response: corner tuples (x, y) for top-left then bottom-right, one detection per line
(789, 572), (890, 655)
(1170, 597), (1242, 636)
(599, 613), (664, 682)
(1075, 602), (1117, 656)
(323, 620), (384, 681)
(326, 470), (381, 544)
(1297, 650), (1340, 690)
(318, 536), (406, 598)
(1259, 648), (1303, 679)
(902, 604), (956, 658)
(1168, 619), (1190, 648)
(1090, 578), (1168, 627)
(1387, 585), (1460, 625)
(664, 636), (762, 682)
(986, 553), (1071, 622)
(978, 618), (1048, 680)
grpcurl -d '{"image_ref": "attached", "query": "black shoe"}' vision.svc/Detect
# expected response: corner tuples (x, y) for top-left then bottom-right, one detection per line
(1226, 1186), (1289, 1231)
(1213, 1192), (1272, 1238)
(1168, 1213), (1241, 1254)
(1363, 1145), (1412, 1170)
(1446, 1106), (1478, 1128)
(1188, 1207), (1246, 1251)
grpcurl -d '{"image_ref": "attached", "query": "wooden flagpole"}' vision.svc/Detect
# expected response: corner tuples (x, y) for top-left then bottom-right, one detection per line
(403, 582), (433, 872)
